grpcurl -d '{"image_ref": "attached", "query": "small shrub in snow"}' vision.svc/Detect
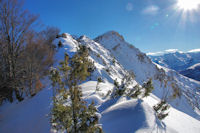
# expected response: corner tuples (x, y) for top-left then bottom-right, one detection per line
(137, 53), (146, 62)
(97, 54), (101, 58)
(97, 77), (103, 83)
(142, 78), (154, 97)
(112, 58), (116, 64)
(129, 85), (142, 99)
(87, 60), (96, 73)
(96, 77), (102, 92)
(153, 100), (170, 120)
(114, 79), (120, 89)
(61, 33), (67, 38)
(114, 88), (126, 97)
(171, 82), (181, 99)
(154, 68), (166, 83)
(58, 40), (63, 48)
(105, 68), (110, 74)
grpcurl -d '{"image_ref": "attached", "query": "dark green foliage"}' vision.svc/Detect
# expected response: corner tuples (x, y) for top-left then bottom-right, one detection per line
(96, 77), (103, 91)
(50, 46), (102, 132)
(97, 77), (103, 83)
(111, 76), (154, 100)
(97, 54), (101, 58)
(112, 71), (136, 98)
(171, 82), (181, 99)
(56, 34), (60, 38)
(143, 78), (154, 97)
(153, 100), (170, 120)
(105, 68), (110, 74)
(112, 58), (116, 64)
(129, 85), (142, 99)
(58, 41), (63, 48)
(113, 80), (126, 97)
(87, 61), (95, 73)
(114, 79), (119, 89)
(157, 113), (169, 120)
(114, 89), (126, 97)
(137, 53), (145, 62)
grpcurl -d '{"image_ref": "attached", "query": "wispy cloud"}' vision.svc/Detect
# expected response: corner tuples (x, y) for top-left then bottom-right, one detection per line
(165, 49), (179, 53)
(126, 3), (133, 11)
(146, 52), (163, 56)
(147, 49), (183, 56)
(188, 49), (200, 53)
(142, 5), (159, 15)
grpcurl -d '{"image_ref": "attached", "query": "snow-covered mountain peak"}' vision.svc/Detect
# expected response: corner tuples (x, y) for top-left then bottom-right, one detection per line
(96, 31), (124, 41)
(95, 31), (200, 120)
(94, 31), (127, 49)
(78, 35), (90, 41)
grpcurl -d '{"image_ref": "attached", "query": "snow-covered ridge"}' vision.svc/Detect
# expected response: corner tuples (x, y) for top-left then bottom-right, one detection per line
(1, 31), (200, 133)
(95, 31), (200, 120)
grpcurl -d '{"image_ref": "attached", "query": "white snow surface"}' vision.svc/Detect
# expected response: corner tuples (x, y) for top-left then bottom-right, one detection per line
(1, 82), (200, 133)
(1, 31), (200, 133)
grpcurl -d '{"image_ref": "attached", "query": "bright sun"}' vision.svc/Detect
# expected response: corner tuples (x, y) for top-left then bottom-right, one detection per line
(177, 0), (200, 11)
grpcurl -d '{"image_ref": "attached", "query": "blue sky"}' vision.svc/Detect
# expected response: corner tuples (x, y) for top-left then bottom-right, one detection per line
(24, 0), (200, 53)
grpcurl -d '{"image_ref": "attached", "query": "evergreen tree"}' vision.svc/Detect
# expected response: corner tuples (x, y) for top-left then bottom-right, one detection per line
(142, 78), (154, 97)
(50, 45), (102, 133)
(129, 85), (142, 99)
(114, 79), (119, 89)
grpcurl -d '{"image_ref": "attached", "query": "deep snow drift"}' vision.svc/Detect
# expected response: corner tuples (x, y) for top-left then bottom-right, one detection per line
(1, 82), (200, 133)
(0, 32), (200, 133)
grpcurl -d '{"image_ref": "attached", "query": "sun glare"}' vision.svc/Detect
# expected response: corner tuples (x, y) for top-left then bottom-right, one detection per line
(177, 0), (200, 11)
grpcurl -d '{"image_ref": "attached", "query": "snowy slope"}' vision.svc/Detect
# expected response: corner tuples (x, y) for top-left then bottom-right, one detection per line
(0, 88), (52, 133)
(180, 63), (200, 81)
(1, 32), (200, 133)
(95, 31), (200, 120)
(1, 82), (200, 133)
(82, 82), (200, 133)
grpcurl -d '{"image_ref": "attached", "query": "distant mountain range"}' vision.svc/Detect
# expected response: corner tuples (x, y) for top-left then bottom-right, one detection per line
(148, 50), (200, 81)
(180, 63), (200, 81)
